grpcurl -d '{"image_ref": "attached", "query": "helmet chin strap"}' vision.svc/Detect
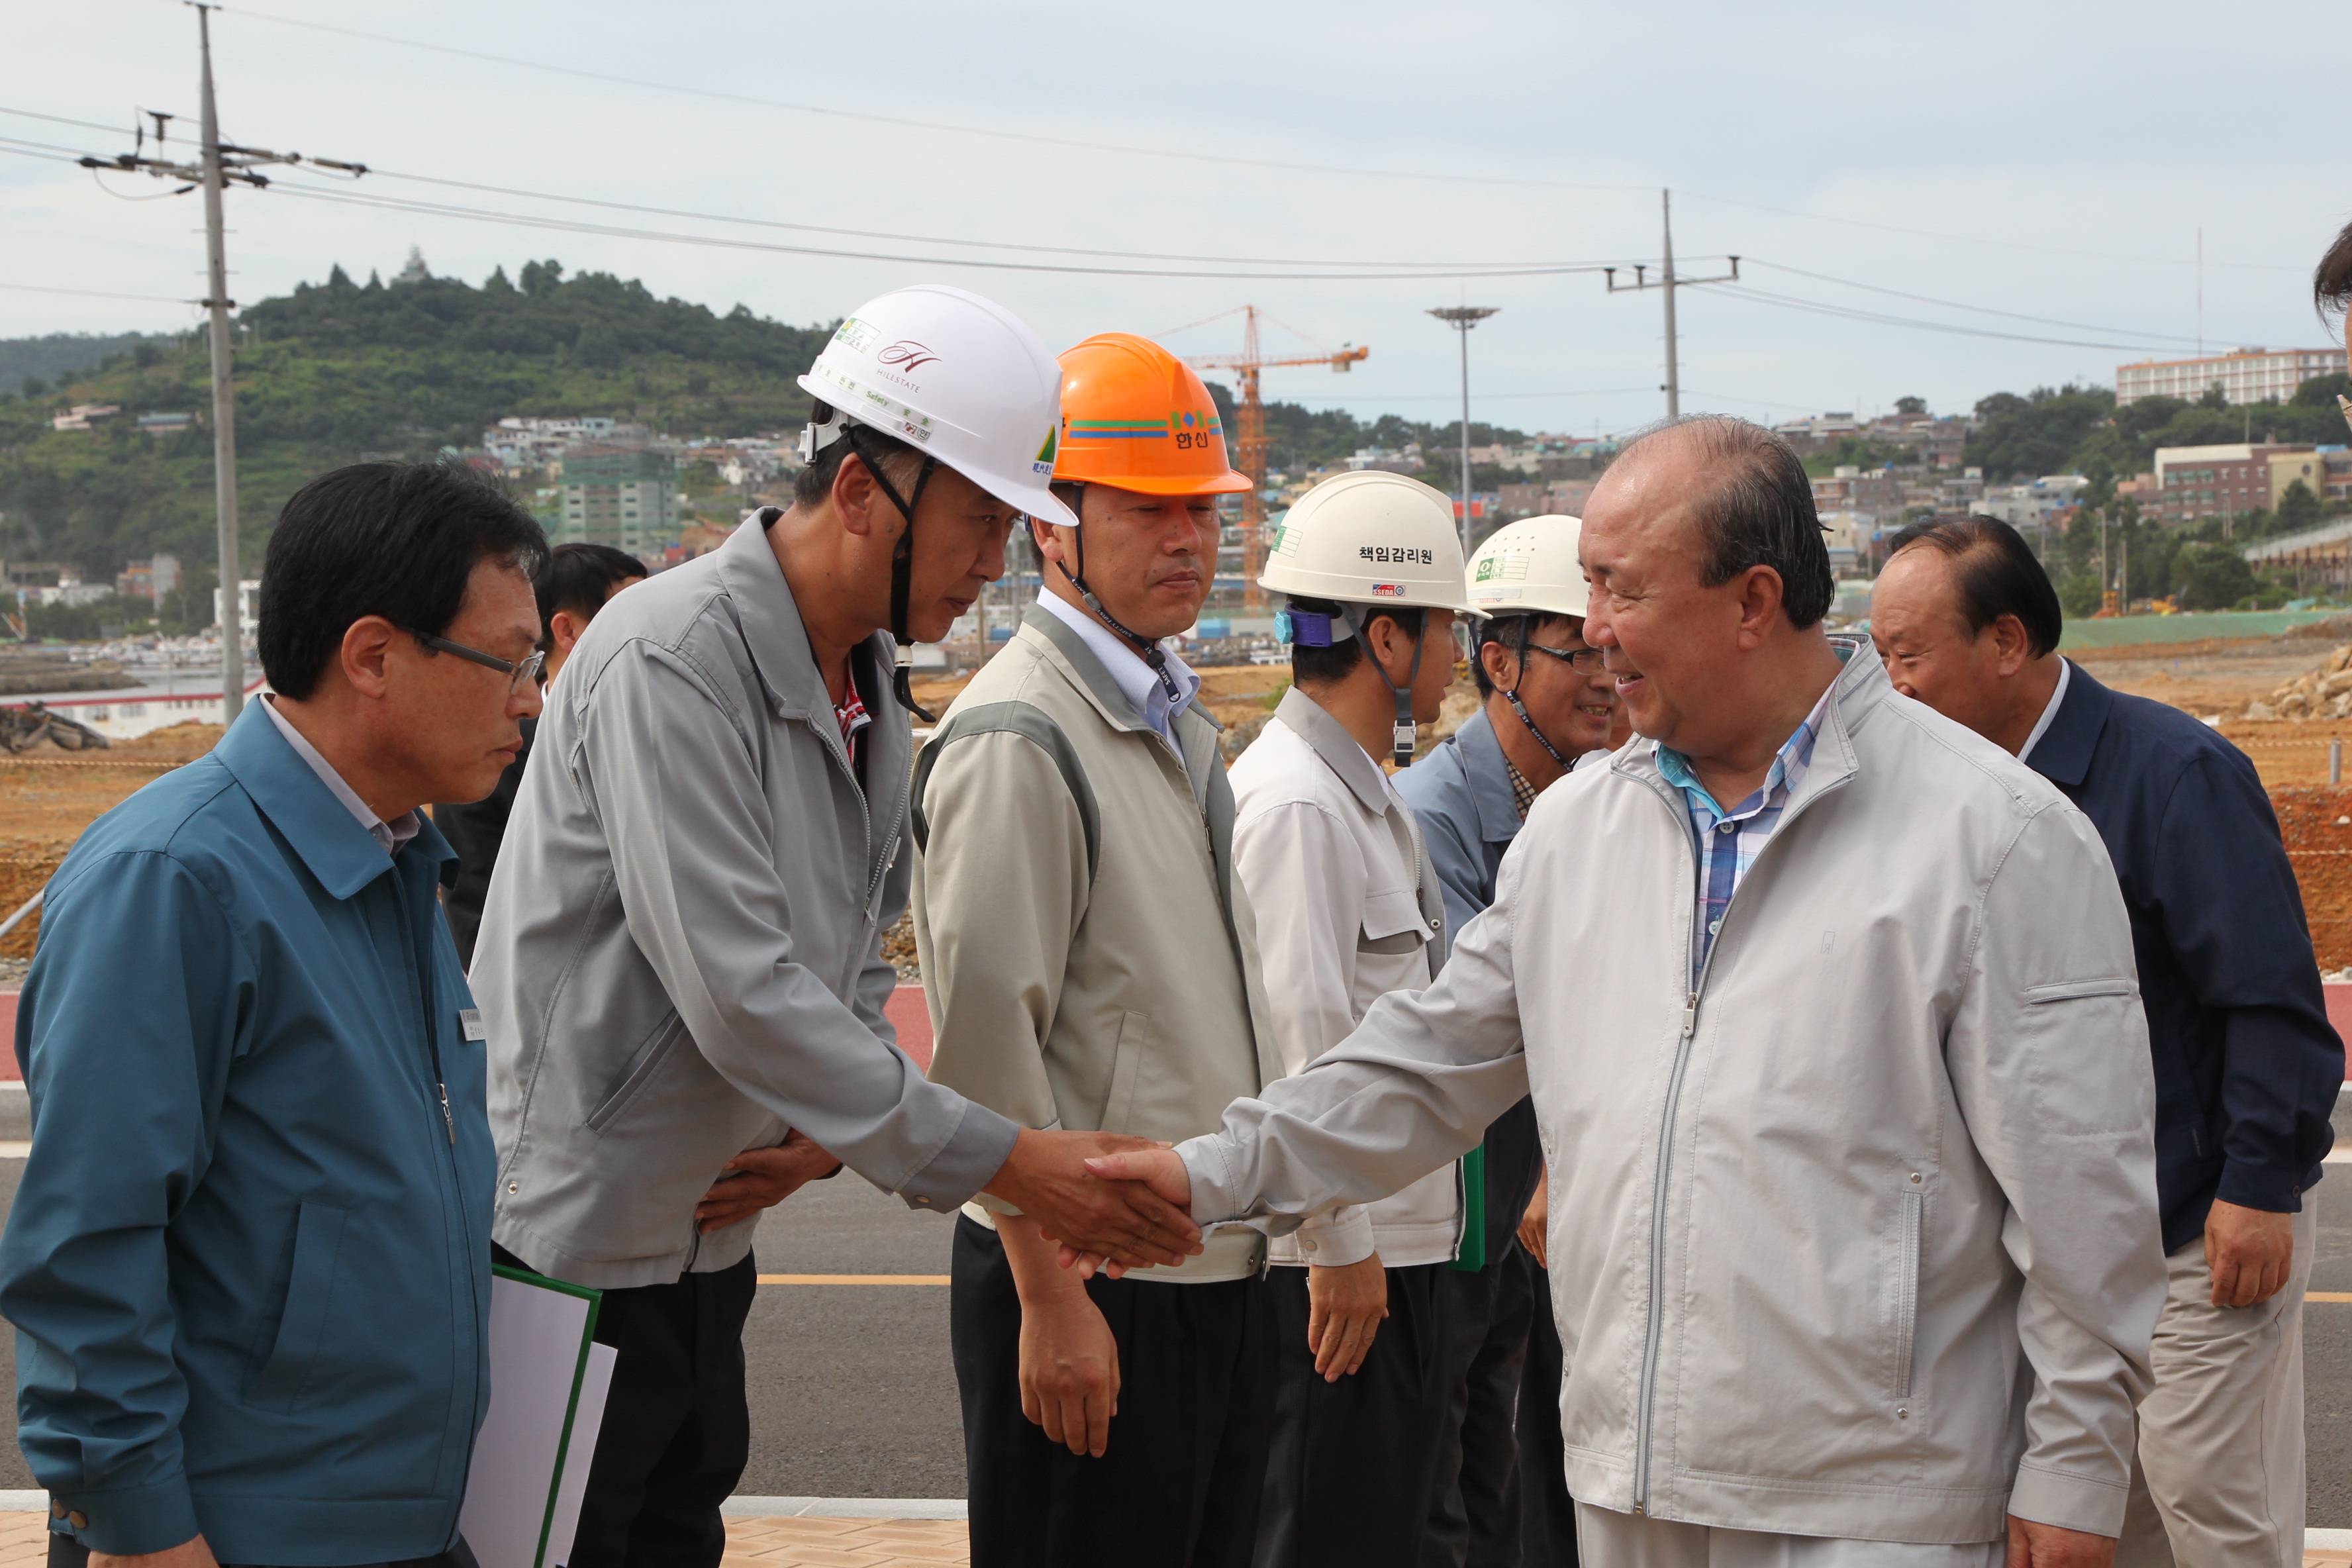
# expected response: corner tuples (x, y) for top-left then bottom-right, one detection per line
(1055, 483), (1181, 706)
(841, 424), (940, 723)
(1501, 615), (1571, 771)
(1337, 605), (1423, 767)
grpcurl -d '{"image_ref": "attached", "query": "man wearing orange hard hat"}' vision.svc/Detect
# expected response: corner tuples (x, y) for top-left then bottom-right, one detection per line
(914, 332), (1287, 1566)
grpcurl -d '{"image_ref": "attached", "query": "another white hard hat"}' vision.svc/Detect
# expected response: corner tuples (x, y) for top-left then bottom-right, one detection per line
(1258, 470), (1481, 616)
(1466, 514), (1589, 619)
(797, 283), (1079, 529)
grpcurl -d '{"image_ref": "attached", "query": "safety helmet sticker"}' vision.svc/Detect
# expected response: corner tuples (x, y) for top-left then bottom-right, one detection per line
(834, 317), (878, 353)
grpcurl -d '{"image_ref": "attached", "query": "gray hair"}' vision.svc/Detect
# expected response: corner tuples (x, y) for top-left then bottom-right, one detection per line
(1616, 414), (1833, 628)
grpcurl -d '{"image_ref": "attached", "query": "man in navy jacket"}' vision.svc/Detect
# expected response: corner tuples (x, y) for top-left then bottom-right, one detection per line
(1873, 515), (2340, 1568)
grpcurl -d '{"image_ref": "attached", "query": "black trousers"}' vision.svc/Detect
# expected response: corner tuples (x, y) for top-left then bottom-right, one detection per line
(950, 1214), (1277, 1568)
(1254, 1261), (1452, 1568)
(493, 1243), (756, 1568)
(1514, 1253), (1579, 1566)
(1422, 1257), (1536, 1568)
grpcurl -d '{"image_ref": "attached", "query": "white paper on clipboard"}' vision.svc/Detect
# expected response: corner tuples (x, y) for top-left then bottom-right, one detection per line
(542, 1342), (616, 1568)
(459, 1273), (600, 1568)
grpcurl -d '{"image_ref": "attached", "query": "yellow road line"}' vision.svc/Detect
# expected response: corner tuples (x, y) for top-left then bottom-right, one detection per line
(2310, 1292), (2352, 1302)
(756, 1273), (950, 1286)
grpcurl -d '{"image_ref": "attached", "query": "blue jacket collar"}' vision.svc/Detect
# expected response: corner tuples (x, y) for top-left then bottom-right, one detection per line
(2024, 658), (2109, 790)
(1452, 708), (1526, 846)
(214, 701), (459, 901)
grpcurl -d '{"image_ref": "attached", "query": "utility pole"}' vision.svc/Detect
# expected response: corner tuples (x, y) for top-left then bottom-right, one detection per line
(1604, 191), (1740, 420)
(1428, 307), (1498, 554)
(195, 4), (242, 726)
(76, 5), (366, 724)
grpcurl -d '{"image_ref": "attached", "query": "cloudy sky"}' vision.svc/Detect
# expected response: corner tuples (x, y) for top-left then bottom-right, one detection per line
(0, 0), (2335, 438)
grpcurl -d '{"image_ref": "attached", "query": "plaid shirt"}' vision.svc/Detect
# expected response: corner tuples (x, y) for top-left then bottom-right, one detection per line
(1653, 679), (1834, 984)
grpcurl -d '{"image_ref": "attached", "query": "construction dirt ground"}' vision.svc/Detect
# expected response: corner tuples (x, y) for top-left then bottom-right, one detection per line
(12, 638), (2352, 965)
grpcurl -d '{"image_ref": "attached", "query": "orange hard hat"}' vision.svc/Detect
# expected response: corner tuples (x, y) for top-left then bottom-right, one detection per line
(1054, 332), (1252, 497)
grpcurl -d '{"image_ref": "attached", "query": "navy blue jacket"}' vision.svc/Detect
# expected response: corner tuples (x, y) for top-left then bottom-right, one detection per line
(1393, 707), (1545, 1266)
(0, 703), (493, 1560)
(2028, 663), (2340, 1251)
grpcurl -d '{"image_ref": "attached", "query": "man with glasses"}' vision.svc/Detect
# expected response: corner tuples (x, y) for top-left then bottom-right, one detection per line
(1394, 514), (1616, 1568)
(1, 462), (545, 1565)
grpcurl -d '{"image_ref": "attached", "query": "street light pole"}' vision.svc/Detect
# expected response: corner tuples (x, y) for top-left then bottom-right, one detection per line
(1428, 307), (1498, 554)
(195, 3), (242, 725)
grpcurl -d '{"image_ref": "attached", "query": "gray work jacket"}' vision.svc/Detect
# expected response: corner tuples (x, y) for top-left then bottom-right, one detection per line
(475, 516), (1018, 1289)
(1182, 650), (2164, 1543)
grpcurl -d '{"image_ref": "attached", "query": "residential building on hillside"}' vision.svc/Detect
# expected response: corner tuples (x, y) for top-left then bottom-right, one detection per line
(1812, 466), (1904, 516)
(2267, 449), (2352, 509)
(2116, 347), (2346, 407)
(1976, 476), (2086, 533)
(114, 555), (181, 604)
(1342, 445), (1422, 474)
(555, 446), (681, 561)
(1497, 479), (1596, 519)
(2151, 444), (2313, 523)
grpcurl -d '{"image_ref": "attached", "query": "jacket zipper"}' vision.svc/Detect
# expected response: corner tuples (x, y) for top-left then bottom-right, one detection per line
(1626, 759), (1853, 1516)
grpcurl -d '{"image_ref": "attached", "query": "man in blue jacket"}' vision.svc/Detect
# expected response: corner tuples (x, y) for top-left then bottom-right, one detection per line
(0, 462), (548, 1566)
(1872, 514), (2341, 1568)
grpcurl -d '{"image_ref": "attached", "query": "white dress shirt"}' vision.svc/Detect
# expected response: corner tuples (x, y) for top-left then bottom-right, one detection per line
(262, 696), (421, 856)
(1032, 591), (1201, 744)
(2017, 656), (2073, 763)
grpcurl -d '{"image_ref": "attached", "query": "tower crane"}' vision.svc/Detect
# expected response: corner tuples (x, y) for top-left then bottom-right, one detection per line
(1175, 307), (1369, 612)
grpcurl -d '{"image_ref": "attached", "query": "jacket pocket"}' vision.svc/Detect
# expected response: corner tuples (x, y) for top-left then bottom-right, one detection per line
(2018, 977), (2142, 1135)
(1101, 1012), (1150, 1133)
(1892, 1189), (1922, 1400)
(246, 1202), (350, 1412)
(1358, 887), (1430, 957)
(587, 1011), (685, 1135)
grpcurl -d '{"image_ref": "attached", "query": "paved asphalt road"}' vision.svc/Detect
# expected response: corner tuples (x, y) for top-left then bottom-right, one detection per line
(0, 1136), (2344, 1520)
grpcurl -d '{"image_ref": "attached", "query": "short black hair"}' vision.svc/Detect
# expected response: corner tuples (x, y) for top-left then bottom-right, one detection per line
(260, 462), (548, 701)
(1616, 415), (1832, 627)
(1287, 596), (1425, 686)
(1471, 609), (1575, 697)
(792, 403), (924, 511)
(1886, 514), (2063, 658)
(2317, 219), (2352, 322)
(535, 542), (645, 654)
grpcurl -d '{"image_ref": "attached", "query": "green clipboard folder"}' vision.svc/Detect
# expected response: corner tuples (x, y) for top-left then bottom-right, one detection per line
(459, 1264), (613, 1568)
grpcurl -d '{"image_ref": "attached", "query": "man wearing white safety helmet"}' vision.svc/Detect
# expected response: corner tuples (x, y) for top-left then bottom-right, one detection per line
(473, 287), (1208, 1568)
(1394, 514), (1616, 1568)
(1227, 469), (1477, 1568)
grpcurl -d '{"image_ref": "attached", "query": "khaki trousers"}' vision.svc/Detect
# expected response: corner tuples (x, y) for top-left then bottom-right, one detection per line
(2118, 1200), (2316, 1568)
(1571, 1505), (2001, 1568)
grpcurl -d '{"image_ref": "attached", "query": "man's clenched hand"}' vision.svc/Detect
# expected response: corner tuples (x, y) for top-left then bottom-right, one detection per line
(982, 1130), (1202, 1275)
(2204, 1199), (2294, 1307)
(2006, 1516), (2114, 1567)
(695, 1130), (842, 1234)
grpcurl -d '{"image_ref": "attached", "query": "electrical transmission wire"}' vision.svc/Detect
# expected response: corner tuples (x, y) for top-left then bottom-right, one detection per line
(1690, 281), (2185, 353)
(0, 279), (193, 304)
(1742, 259), (2244, 346)
(216, 7), (2294, 275)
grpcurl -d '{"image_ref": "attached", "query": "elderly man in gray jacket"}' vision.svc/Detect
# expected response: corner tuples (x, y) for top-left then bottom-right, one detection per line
(1090, 416), (2166, 1568)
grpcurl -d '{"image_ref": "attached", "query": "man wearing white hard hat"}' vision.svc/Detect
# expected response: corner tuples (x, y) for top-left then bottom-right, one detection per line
(473, 287), (1206, 1567)
(1394, 514), (1616, 1568)
(1226, 469), (1475, 1568)
(913, 332), (1285, 1567)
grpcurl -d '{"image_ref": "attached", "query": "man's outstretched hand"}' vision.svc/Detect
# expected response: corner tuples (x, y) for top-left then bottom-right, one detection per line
(1048, 1147), (1199, 1277)
(982, 1130), (1203, 1276)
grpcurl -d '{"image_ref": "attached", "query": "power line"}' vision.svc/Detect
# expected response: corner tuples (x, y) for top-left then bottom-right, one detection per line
(1743, 259), (2238, 346)
(0, 279), (193, 305)
(217, 7), (2294, 275)
(1692, 281), (2179, 353)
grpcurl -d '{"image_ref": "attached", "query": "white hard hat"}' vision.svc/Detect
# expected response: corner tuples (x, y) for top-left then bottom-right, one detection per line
(797, 283), (1079, 530)
(1466, 514), (1589, 619)
(1258, 470), (1482, 616)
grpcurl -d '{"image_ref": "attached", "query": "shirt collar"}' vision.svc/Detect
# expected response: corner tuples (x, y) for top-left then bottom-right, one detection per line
(261, 695), (421, 856)
(2016, 657), (2072, 764)
(1273, 683), (1399, 817)
(1653, 648), (1844, 822)
(1033, 590), (1200, 740)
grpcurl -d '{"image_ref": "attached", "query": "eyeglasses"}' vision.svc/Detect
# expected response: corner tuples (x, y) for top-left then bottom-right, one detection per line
(405, 628), (546, 693)
(1523, 640), (1607, 673)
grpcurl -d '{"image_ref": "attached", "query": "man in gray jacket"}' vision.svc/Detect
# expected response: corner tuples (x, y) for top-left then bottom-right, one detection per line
(1091, 416), (2166, 1568)
(474, 288), (1202, 1568)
